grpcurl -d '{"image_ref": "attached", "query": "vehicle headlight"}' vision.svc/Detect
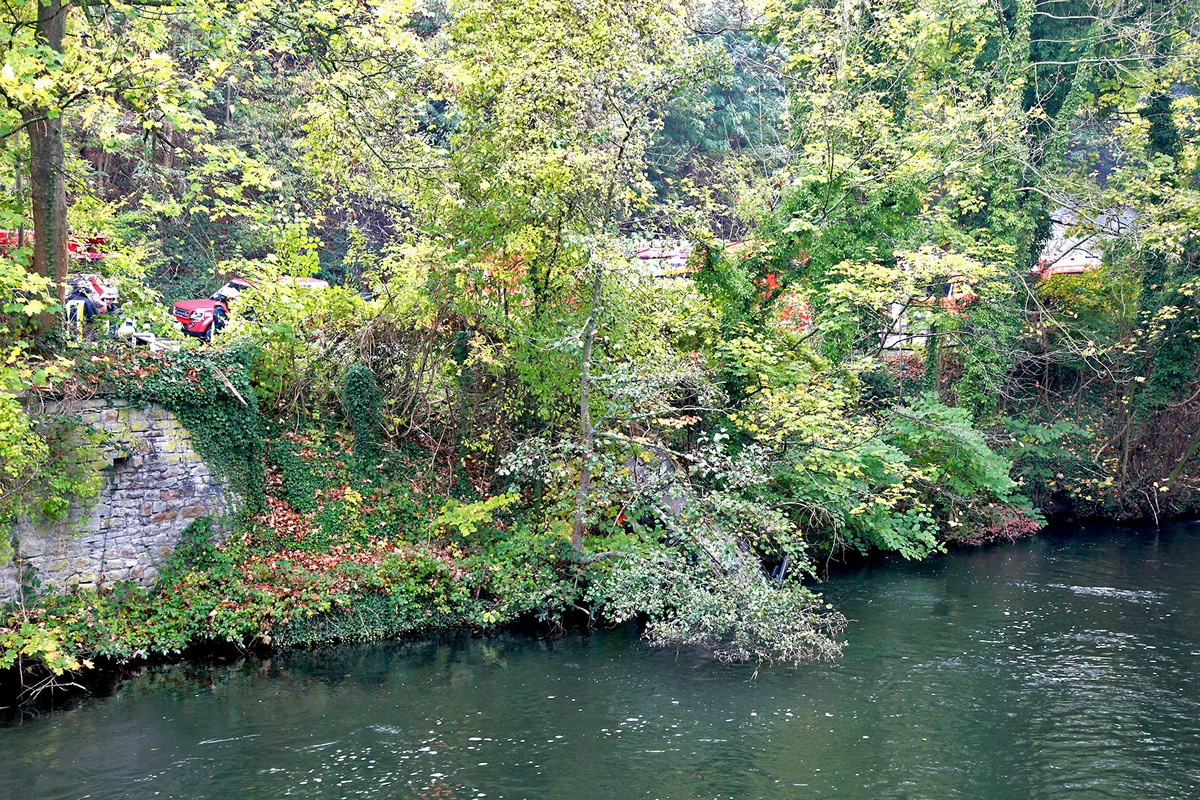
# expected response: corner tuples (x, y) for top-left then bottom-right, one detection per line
(189, 310), (208, 320)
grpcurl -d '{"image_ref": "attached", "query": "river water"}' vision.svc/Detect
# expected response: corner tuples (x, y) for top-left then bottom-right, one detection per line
(3, 522), (1199, 799)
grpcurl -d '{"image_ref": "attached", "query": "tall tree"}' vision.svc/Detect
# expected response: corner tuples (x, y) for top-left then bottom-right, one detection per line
(10, 0), (68, 298)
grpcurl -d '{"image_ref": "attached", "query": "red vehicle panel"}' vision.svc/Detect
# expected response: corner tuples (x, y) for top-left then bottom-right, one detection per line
(171, 278), (252, 340)
(171, 276), (328, 341)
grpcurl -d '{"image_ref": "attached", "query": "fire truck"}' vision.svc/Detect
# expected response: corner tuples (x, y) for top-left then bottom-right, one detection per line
(0, 229), (109, 262)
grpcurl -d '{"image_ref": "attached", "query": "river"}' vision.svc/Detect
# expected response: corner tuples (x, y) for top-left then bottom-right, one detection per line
(2, 522), (1199, 799)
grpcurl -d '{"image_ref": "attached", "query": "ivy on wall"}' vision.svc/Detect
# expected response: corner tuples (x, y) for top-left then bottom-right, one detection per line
(76, 346), (267, 512)
(0, 405), (104, 566)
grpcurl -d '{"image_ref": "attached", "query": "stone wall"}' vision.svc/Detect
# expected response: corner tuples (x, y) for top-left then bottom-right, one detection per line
(0, 397), (235, 603)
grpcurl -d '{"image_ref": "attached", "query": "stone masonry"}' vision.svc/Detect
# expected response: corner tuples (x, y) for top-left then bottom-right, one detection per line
(0, 396), (235, 603)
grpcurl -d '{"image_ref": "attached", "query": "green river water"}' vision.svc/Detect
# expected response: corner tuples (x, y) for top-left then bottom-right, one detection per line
(2, 522), (1199, 799)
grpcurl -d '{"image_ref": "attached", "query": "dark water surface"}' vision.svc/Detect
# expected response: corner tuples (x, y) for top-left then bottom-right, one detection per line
(3, 523), (1199, 799)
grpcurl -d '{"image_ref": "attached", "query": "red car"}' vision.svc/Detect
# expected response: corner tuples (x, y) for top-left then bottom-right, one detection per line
(172, 278), (252, 340)
(171, 276), (330, 341)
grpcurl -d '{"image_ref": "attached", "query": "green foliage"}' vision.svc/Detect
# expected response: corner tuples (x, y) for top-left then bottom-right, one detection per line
(703, 311), (1040, 557)
(266, 434), (324, 514)
(888, 394), (1018, 506)
(9, 0), (1199, 681)
(0, 619), (88, 677)
(0, 500), (576, 674)
(271, 592), (467, 648)
(433, 494), (520, 539)
(154, 517), (223, 590)
(0, 401), (105, 562)
(1133, 272), (1200, 413)
(1036, 266), (1140, 340)
(591, 528), (845, 665)
(0, 402), (103, 568)
(1002, 416), (1114, 514)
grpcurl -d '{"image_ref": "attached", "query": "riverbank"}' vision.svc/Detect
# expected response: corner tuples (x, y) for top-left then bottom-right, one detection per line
(0, 503), (1174, 717)
(5, 521), (1197, 799)
(0, 374), (1190, 713)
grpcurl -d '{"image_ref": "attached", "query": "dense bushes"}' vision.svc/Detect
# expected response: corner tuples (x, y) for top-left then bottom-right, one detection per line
(7, 0), (1200, 697)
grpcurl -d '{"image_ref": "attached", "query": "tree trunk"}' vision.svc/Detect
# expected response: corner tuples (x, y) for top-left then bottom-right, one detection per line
(570, 265), (602, 558)
(27, 114), (68, 293)
(25, 0), (69, 305)
(14, 147), (24, 248)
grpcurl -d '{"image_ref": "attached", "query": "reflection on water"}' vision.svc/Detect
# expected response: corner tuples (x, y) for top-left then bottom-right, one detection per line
(3, 522), (1199, 799)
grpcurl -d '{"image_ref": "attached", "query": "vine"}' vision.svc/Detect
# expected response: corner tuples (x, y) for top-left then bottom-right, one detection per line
(75, 345), (266, 512)
(340, 364), (383, 470)
(0, 402), (104, 565)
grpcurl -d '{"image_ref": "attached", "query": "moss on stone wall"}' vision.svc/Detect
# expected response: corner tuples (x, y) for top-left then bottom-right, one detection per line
(1, 397), (235, 602)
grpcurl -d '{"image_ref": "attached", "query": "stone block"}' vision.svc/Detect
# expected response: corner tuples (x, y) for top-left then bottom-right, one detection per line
(17, 540), (43, 558)
(7, 400), (236, 600)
